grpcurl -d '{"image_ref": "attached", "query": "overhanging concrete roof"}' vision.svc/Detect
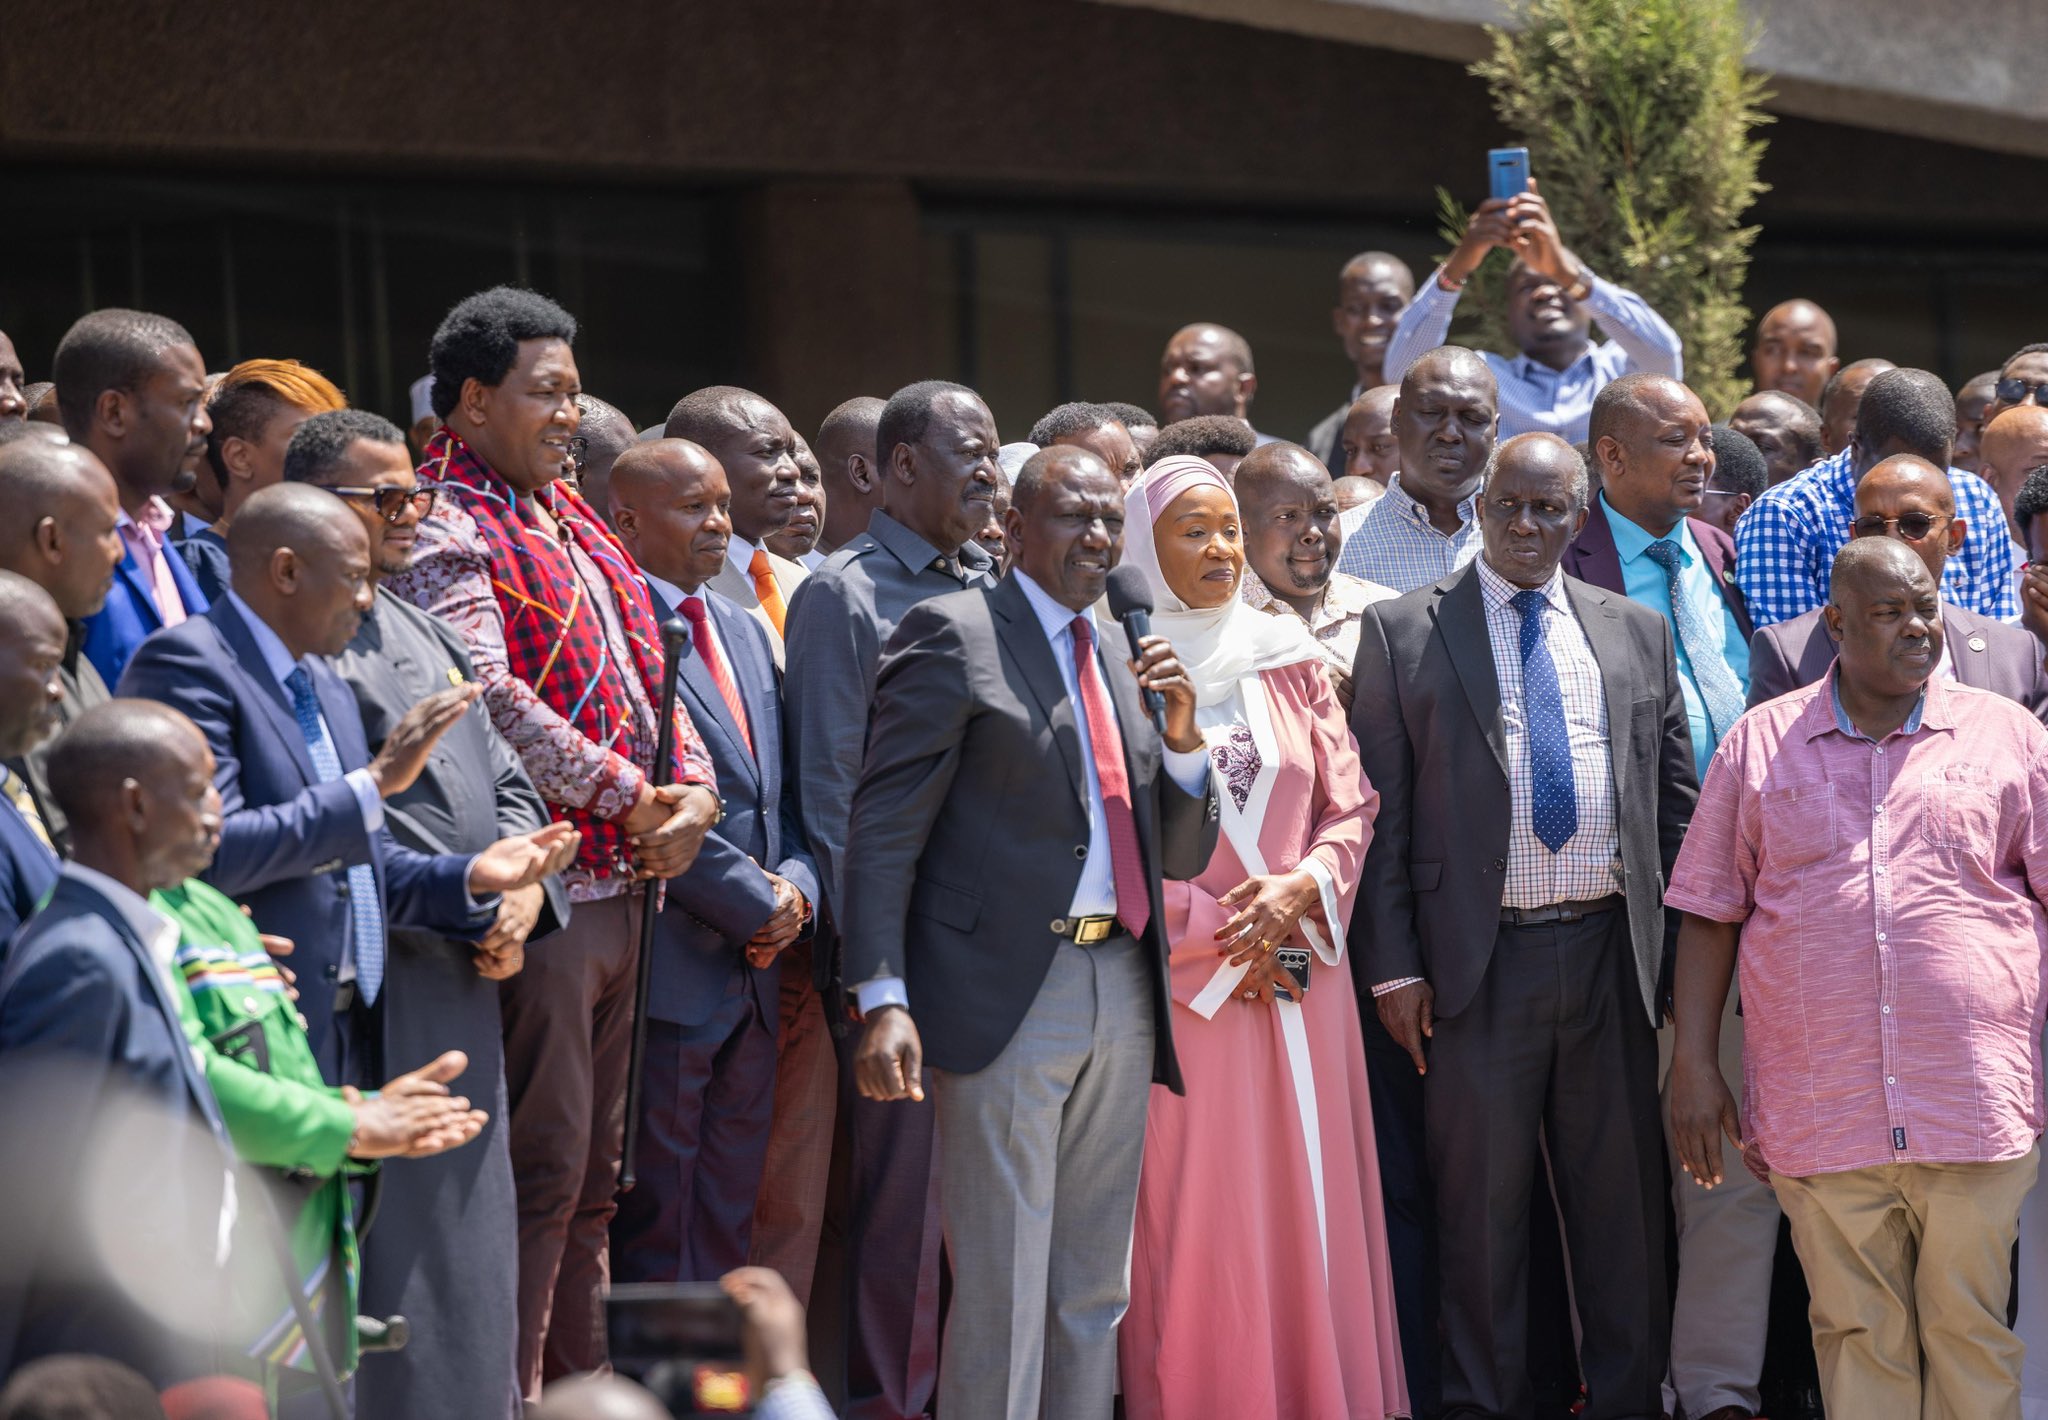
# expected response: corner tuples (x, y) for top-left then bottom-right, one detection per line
(1091, 0), (2048, 160)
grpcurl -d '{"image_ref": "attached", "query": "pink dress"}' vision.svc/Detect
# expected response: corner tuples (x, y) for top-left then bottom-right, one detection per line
(1120, 660), (1409, 1420)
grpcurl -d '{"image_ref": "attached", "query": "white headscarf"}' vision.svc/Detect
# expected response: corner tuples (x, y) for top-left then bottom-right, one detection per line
(1120, 456), (1319, 707)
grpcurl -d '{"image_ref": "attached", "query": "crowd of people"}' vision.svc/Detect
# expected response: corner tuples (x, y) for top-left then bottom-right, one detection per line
(1, 180), (2047, 1420)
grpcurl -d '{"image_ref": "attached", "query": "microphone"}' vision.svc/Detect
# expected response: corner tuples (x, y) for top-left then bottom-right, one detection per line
(1104, 564), (1167, 736)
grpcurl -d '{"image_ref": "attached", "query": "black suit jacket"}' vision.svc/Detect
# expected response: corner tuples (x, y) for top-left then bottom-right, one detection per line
(1561, 495), (1753, 643)
(840, 575), (1219, 1089)
(1348, 563), (1698, 1023)
(1747, 597), (2048, 720)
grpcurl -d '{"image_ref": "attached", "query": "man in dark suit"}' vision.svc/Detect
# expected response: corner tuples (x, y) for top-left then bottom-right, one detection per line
(846, 444), (1219, 1420)
(0, 574), (66, 948)
(284, 409), (569, 1420)
(1352, 432), (1697, 1420)
(1750, 453), (2048, 720)
(0, 432), (125, 854)
(116, 483), (577, 1086)
(49, 309), (216, 687)
(0, 699), (237, 1384)
(604, 438), (820, 1282)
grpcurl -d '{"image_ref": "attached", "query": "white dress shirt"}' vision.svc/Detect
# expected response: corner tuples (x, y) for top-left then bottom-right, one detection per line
(855, 570), (1210, 1016)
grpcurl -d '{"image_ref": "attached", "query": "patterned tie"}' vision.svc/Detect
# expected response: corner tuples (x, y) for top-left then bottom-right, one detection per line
(679, 595), (753, 757)
(1509, 589), (1579, 853)
(1641, 539), (1747, 746)
(748, 548), (788, 637)
(1069, 617), (1149, 939)
(285, 666), (385, 1004)
(1, 767), (55, 857)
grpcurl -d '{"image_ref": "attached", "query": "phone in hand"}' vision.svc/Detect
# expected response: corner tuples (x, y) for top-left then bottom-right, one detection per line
(1489, 146), (1532, 202)
(607, 1282), (751, 1414)
(1275, 947), (1312, 1000)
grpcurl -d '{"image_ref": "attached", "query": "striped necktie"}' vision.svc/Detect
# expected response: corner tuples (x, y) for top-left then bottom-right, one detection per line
(680, 595), (753, 757)
(1, 767), (56, 858)
(285, 666), (385, 1004)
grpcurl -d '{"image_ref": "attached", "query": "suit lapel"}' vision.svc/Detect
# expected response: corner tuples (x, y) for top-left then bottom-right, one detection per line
(211, 602), (318, 785)
(1433, 570), (1510, 780)
(113, 544), (163, 633)
(1564, 498), (1626, 596)
(705, 595), (769, 789)
(991, 578), (1087, 805)
(1689, 518), (1753, 640)
(1944, 608), (1990, 690)
(1565, 577), (1636, 805)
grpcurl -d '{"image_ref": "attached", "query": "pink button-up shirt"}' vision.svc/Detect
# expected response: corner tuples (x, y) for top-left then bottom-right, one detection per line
(1666, 670), (2048, 1177)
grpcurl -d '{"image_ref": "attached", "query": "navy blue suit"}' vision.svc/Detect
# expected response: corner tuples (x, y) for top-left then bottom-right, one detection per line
(0, 867), (239, 1384)
(173, 526), (233, 605)
(116, 597), (490, 1083)
(0, 795), (60, 955)
(611, 581), (818, 1283)
(81, 527), (210, 689)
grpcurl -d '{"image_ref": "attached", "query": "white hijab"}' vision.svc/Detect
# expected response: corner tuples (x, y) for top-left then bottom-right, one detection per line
(1120, 456), (1320, 707)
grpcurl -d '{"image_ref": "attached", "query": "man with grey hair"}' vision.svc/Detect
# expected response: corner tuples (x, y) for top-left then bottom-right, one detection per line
(1351, 430), (1693, 1419)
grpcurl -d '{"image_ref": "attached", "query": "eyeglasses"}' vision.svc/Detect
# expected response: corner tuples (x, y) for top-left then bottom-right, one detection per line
(1995, 377), (2048, 406)
(328, 483), (439, 524)
(1850, 512), (1952, 542)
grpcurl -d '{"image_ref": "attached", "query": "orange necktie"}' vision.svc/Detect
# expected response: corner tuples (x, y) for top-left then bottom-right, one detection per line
(748, 547), (788, 637)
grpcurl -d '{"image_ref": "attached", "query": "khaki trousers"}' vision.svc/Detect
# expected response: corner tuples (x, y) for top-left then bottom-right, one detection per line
(1774, 1145), (2040, 1420)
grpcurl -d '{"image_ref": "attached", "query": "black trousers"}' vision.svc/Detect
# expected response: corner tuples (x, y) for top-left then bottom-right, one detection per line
(1426, 908), (1668, 1420)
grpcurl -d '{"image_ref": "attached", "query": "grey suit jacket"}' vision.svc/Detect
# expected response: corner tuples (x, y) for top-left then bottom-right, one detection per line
(1746, 598), (2048, 721)
(1306, 400), (1349, 472)
(709, 546), (807, 666)
(840, 575), (1219, 1089)
(1347, 563), (1699, 1024)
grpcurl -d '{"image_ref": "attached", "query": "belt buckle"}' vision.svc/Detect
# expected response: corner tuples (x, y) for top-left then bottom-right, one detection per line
(1075, 916), (1113, 945)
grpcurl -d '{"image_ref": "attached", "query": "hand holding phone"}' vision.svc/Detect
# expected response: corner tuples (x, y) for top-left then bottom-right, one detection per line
(1489, 146), (1532, 201)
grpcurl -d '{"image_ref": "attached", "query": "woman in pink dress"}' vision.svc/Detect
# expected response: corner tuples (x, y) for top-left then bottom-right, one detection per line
(1117, 456), (1408, 1420)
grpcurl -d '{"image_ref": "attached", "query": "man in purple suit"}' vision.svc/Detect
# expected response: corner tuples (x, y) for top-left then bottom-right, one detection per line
(1749, 454), (2048, 721)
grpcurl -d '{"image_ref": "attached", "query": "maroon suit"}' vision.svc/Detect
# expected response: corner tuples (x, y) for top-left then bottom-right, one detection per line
(1562, 496), (1754, 643)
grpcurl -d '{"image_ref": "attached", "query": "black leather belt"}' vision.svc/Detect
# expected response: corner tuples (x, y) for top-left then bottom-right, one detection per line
(1500, 894), (1622, 926)
(1049, 914), (1122, 945)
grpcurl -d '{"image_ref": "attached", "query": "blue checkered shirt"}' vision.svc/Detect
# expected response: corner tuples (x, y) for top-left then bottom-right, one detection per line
(1333, 472), (1482, 593)
(1381, 266), (1684, 444)
(1732, 448), (2020, 629)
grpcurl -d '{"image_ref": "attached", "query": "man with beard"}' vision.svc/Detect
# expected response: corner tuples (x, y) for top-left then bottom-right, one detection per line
(1307, 252), (1416, 471)
(51, 309), (215, 686)
(1381, 187), (1681, 444)
(285, 409), (570, 1420)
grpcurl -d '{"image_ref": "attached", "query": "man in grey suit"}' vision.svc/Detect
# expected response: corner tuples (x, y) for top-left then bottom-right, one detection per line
(285, 409), (570, 1420)
(845, 445), (1218, 1420)
(1351, 432), (1697, 1420)
(1749, 453), (2048, 720)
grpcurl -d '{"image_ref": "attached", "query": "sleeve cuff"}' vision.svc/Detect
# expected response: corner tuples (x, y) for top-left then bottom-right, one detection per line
(1163, 744), (1212, 797)
(344, 767), (384, 833)
(1661, 891), (1749, 924)
(460, 854), (498, 913)
(1371, 975), (1426, 998)
(855, 976), (908, 1017)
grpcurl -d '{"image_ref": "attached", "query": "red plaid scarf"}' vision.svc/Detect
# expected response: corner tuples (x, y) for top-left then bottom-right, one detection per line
(422, 428), (705, 879)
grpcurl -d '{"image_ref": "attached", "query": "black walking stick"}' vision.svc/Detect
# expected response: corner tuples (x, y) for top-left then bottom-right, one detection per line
(621, 617), (690, 1191)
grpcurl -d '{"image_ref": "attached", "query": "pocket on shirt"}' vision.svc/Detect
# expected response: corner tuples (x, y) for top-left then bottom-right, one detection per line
(1920, 768), (2001, 853)
(1758, 782), (1835, 868)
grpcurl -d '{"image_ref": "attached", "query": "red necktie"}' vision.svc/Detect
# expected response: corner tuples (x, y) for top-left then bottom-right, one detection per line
(680, 596), (754, 757)
(1069, 616), (1149, 939)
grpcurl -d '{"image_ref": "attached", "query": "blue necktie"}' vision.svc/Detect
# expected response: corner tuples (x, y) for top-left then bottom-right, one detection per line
(1641, 538), (1747, 747)
(286, 666), (385, 1004)
(1510, 588), (1579, 853)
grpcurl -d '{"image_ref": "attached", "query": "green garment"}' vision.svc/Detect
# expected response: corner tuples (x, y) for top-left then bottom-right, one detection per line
(152, 879), (363, 1379)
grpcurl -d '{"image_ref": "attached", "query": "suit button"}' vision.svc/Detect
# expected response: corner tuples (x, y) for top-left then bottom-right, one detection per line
(1050, 918), (1068, 935)
(323, 965), (338, 980)
(1074, 845), (1088, 859)
(337, 882), (350, 899)
(1492, 859), (1505, 871)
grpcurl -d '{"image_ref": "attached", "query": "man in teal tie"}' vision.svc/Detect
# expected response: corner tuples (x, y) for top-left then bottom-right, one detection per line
(1580, 372), (1769, 1420)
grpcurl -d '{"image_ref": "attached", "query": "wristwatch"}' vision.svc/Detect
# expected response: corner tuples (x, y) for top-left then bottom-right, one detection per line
(1563, 265), (1594, 302)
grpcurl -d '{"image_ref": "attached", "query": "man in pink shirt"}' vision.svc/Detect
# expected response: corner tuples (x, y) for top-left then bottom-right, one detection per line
(1667, 535), (2048, 1419)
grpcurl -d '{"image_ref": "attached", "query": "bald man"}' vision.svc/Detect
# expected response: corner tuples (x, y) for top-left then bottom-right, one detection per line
(1308, 253), (1416, 469)
(1750, 299), (1839, 408)
(570, 393), (639, 512)
(117, 484), (575, 1085)
(664, 386), (809, 660)
(1158, 323), (1270, 439)
(1978, 406), (2048, 546)
(1728, 390), (1823, 488)
(0, 436), (124, 850)
(0, 574), (66, 946)
(1817, 357), (1897, 459)
(604, 440), (817, 1286)
(815, 397), (887, 556)
(0, 329), (24, 423)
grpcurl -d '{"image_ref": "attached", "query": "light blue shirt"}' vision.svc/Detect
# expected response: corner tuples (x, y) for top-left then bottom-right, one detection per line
(1600, 497), (1749, 781)
(226, 592), (383, 834)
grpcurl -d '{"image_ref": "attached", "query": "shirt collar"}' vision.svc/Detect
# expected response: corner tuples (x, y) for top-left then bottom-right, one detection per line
(62, 861), (178, 966)
(724, 532), (761, 580)
(1475, 555), (1568, 614)
(1601, 492), (1698, 568)
(1817, 660), (1945, 742)
(865, 509), (993, 580)
(1011, 570), (1093, 647)
(1382, 472), (1479, 530)
(225, 590), (307, 696)
(1509, 345), (1600, 384)
(643, 571), (706, 615)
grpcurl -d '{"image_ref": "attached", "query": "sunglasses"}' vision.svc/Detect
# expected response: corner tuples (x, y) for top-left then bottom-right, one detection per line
(1995, 377), (2048, 406)
(328, 482), (440, 524)
(1850, 512), (1952, 542)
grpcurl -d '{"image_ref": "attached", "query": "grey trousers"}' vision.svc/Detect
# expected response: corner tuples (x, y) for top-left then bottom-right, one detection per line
(1657, 984), (1781, 1419)
(930, 936), (1155, 1420)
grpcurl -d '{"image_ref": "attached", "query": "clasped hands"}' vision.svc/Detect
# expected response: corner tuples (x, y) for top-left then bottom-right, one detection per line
(1217, 869), (1320, 1004)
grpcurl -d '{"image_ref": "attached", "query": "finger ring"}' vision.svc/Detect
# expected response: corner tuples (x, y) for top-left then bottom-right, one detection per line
(1242, 989), (1257, 1000)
